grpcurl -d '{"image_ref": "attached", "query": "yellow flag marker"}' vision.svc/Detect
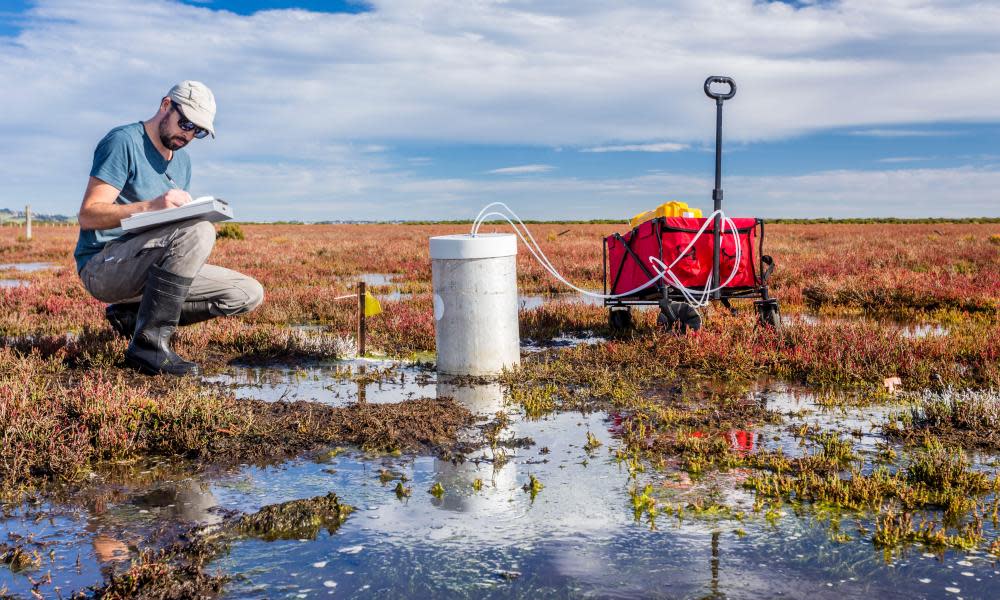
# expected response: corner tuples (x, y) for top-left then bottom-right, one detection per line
(332, 291), (382, 317)
(364, 292), (382, 317)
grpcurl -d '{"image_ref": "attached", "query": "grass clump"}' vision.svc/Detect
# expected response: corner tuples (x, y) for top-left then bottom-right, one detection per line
(745, 441), (997, 551)
(215, 223), (245, 240)
(236, 492), (353, 541)
(0, 347), (473, 500)
(509, 383), (558, 417)
(429, 482), (445, 499)
(885, 390), (1000, 449)
(874, 507), (984, 552)
(523, 474), (544, 500)
(0, 543), (42, 573)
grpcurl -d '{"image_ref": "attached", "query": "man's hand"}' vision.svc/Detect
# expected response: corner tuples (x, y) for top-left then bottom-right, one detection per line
(149, 189), (192, 211)
(78, 177), (194, 231)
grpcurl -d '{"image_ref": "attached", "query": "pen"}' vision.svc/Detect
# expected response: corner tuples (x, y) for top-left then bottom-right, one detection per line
(164, 172), (193, 206)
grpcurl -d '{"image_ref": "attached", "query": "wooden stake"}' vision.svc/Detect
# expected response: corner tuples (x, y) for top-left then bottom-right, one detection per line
(357, 281), (366, 357)
(25, 204), (31, 240)
(357, 365), (367, 404)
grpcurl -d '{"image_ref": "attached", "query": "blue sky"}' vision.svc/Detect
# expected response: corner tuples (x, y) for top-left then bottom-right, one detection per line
(1, 0), (998, 221)
(179, 0), (370, 16)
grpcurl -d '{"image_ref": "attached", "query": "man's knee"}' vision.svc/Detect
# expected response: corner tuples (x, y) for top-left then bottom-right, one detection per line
(243, 278), (265, 313)
(170, 219), (216, 256)
(214, 277), (264, 316)
(159, 220), (216, 277)
(187, 220), (217, 253)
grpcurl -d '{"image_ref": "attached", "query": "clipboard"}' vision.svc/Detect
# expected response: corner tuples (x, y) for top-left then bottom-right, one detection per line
(120, 196), (234, 233)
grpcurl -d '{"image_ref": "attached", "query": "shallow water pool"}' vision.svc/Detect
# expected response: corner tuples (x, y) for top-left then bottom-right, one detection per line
(2, 381), (998, 599)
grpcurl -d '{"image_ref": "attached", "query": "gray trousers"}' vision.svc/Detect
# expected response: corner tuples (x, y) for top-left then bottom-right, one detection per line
(79, 219), (264, 317)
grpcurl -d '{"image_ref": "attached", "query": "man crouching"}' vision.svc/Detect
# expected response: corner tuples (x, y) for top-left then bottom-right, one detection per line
(74, 81), (264, 375)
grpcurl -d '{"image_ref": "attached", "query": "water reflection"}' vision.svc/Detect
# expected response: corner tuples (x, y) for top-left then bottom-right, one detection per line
(380, 290), (413, 302)
(0, 262), (58, 272)
(760, 382), (898, 456)
(783, 313), (950, 338)
(203, 360), (437, 406)
(518, 293), (605, 311)
(131, 479), (223, 525)
(5, 379), (999, 599)
(522, 332), (606, 352)
(358, 273), (395, 286)
(207, 360), (513, 416)
(436, 377), (504, 415)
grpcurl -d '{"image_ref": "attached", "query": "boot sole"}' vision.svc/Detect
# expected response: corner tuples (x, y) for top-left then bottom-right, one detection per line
(124, 353), (198, 376)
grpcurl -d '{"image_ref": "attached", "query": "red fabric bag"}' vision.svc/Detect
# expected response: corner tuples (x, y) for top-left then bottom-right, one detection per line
(606, 217), (759, 296)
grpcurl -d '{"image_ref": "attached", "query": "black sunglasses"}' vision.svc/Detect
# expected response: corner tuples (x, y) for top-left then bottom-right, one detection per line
(171, 101), (210, 139)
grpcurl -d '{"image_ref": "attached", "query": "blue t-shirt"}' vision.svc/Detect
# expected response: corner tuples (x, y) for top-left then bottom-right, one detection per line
(73, 122), (192, 273)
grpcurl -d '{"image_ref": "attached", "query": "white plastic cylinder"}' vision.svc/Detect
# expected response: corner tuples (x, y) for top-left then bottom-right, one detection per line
(430, 233), (520, 376)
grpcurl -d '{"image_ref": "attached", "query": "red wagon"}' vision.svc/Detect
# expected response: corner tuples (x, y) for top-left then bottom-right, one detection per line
(602, 215), (778, 330)
(601, 76), (780, 331)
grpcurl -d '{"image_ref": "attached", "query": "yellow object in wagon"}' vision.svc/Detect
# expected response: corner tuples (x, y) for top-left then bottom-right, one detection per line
(629, 201), (703, 228)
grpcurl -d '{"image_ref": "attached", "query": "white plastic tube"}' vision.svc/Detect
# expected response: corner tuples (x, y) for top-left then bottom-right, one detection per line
(470, 202), (742, 306)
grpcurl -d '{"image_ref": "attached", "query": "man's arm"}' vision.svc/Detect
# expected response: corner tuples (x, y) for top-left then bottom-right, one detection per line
(77, 177), (192, 231)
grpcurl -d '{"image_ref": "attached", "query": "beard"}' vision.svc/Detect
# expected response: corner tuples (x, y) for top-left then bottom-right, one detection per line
(158, 119), (188, 151)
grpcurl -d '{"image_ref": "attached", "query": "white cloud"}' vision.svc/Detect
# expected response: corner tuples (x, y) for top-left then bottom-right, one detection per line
(176, 162), (1000, 221)
(877, 156), (933, 163)
(1, 0), (999, 218)
(581, 142), (688, 153)
(6, 0), (1000, 146)
(487, 164), (555, 175)
(850, 129), (960, 138)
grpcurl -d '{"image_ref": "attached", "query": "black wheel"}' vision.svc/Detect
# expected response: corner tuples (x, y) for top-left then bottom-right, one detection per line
(755, 299), (781, 330)
(608, 307), (633, 331)
(658, 301), (701, 334)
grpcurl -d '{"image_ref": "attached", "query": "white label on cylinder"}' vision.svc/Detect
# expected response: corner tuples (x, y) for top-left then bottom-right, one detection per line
(433, 293), (445, 321)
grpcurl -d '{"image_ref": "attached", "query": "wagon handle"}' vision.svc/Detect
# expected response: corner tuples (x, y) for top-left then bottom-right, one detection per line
(704, 76), (736, 102)
(704, 75), (736, 300)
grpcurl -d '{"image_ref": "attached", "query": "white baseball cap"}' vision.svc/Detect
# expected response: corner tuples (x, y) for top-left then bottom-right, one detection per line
(167, 80), (216, 138)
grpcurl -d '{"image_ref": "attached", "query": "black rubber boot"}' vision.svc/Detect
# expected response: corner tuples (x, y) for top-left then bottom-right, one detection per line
(178, 301), (215, 327)
(106, 303), (139, 338)
(107, 301), (216, 339)
(124, 265), (199, 376)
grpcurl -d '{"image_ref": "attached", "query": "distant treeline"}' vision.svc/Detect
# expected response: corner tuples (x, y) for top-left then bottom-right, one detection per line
(766, 217), (1000, 224)
(254, 217), (1000, 225)
(0, 208), (77, 224)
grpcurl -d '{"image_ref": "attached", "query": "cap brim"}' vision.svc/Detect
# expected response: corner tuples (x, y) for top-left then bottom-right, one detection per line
(180, 105), (215, 138)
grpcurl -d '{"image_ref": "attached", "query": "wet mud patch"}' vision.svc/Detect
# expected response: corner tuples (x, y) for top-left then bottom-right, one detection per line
(207, 396), (475, 461)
